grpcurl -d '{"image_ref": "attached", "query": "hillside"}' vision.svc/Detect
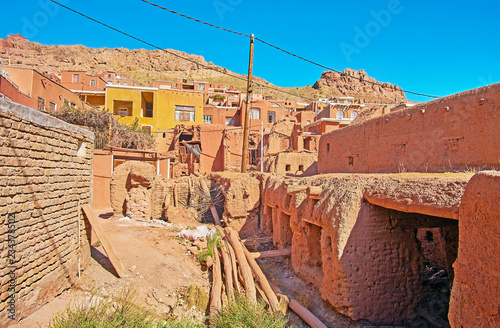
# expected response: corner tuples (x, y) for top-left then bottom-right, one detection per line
(0, 34), (407, 103)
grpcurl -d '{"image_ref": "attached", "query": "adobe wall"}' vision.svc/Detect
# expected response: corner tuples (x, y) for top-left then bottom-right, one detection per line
(449, 171), (500, 327)
(318, 83), (500, 173)
(0, 99), (93, 325)
(259, 173), (470, 325)
(267, 152), (317, 176)
(199, 124), (225, 173)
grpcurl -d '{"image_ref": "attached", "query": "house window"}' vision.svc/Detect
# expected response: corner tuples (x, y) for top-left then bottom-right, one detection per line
(327, 143), (330, 154)
(72, 74), (80, 83)
(198, 84), (205, 91)
(37, 96), (46, 112)
(299, 165), (304, 171)
(116, 81), (120, 85)
(141, 92), (154, 118)
(336, 111), (344, 119)
(306, 120), (311, 125)
(90, 79), (96, 87)
(49, 101), (57, 112)
(123, 82), (128, 86)
(113, 100), (133, 116)
(250, 108), (260, 119)
(348, 156), (354, 167)
(350, 111), (358, 119)
(226, 116), (234, 126)
(285, 164), (291, 172)
(203, 115), (213, 124)
(268, 111), (276, 124)
(175, 105), (195, 121)
(142, 125), (152, 134)
(107, 81), (112, 84)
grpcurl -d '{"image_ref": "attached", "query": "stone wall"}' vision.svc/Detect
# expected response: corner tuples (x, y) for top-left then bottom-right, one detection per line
(0, 99), (94, 325)
(318, 83), (500, 173)
(449, 171), (500, 327)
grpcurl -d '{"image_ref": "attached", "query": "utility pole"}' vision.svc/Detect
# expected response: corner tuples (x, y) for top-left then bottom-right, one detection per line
(260, 121), (264, 172)
(241, 34), (254, 173)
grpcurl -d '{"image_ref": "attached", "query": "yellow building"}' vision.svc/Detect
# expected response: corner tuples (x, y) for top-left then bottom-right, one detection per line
(104, 85), (204, 133)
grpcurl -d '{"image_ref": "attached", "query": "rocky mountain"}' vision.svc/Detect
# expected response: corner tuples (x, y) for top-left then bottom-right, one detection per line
(0, 34), (407, 103)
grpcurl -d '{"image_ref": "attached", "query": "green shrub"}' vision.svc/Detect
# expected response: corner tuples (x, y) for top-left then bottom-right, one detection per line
(44, 287), (157, 328)
(157, 317), (205, 328)
(211, 294), (288, 328)
(198, 231), (221, 264)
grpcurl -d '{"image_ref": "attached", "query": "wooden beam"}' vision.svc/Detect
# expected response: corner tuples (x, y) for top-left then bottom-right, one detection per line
(81, 205), (126, 278)
(269, 283), (327, 328)
(364, 194), (459, 220)
(287, 185), (308, 194)
(209, 246), (223, 313)
(251, 248), (292, 259)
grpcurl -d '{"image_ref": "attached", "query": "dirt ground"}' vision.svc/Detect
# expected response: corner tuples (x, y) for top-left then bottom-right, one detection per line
(9, 209), (363, 328)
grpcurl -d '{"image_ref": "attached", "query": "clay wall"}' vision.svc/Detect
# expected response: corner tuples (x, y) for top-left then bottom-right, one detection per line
(449, 171), (500, 326)
(318, 83), (500, 173)
(267, 152), (318, 176)
(258, 173), (470, 325)
(199, 125), (225, 173)
(0, 99), (93, 325)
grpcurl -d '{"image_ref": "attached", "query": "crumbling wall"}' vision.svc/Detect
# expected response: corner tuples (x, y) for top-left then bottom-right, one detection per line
(0, 99), (93, 325)
(210, 172), (260, 238)
(259, 173), (470, 325)
(318, 83), (500, 173)
(449, 171), (500, 327)
(110, 161), (171, 220)
(267, 151), (318, 176)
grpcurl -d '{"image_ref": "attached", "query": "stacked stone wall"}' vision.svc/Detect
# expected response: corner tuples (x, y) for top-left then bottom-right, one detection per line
(0, 99), (93, 325)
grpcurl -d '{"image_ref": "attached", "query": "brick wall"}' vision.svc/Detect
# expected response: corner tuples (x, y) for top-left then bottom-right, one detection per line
(318, 83), (500, 173)
(0, 99), (94, 325)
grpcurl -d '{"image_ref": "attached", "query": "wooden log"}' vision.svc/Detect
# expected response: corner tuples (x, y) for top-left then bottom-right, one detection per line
(238, 235), (280, 312)
(224, 228), (257, 302)
(81, 205), (126, 278)
(200, 176), (222, 226)
(243, 236), (273, 246)
(173, 184), (178, 207)
(226, 240), (242, 293)
(286, 185), (308, 194)
(251, 248), (292, 259)
(209, 246), (223, 314)
(219, 243), (234, 300)
(269, 283), (327, 328)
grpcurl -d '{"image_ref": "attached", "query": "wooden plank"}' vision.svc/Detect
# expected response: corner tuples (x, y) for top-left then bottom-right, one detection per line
(81, 205), (127, 278)
(209, 246), (223, 314)
(251, 248), (292, 259)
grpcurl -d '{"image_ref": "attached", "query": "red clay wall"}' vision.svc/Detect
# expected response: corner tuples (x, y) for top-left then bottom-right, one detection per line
(259, 173), (469, 325)
(93, 150), (113, 209)
(199, 125), (225, 173)
(449, 171), (500, 327)
(318, 83), (500, 173)
(0, 99), (93, 325)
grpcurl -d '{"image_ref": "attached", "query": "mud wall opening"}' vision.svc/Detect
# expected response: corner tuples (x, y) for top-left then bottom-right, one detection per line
(388, 209), (459, 326)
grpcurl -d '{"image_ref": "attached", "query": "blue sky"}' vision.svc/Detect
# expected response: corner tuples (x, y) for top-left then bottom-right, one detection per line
(0, 0), (498, 102)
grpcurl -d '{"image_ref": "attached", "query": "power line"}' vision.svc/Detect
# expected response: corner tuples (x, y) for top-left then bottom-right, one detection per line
(140, 0), (440, 99)
(50, 0), (316, 102)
